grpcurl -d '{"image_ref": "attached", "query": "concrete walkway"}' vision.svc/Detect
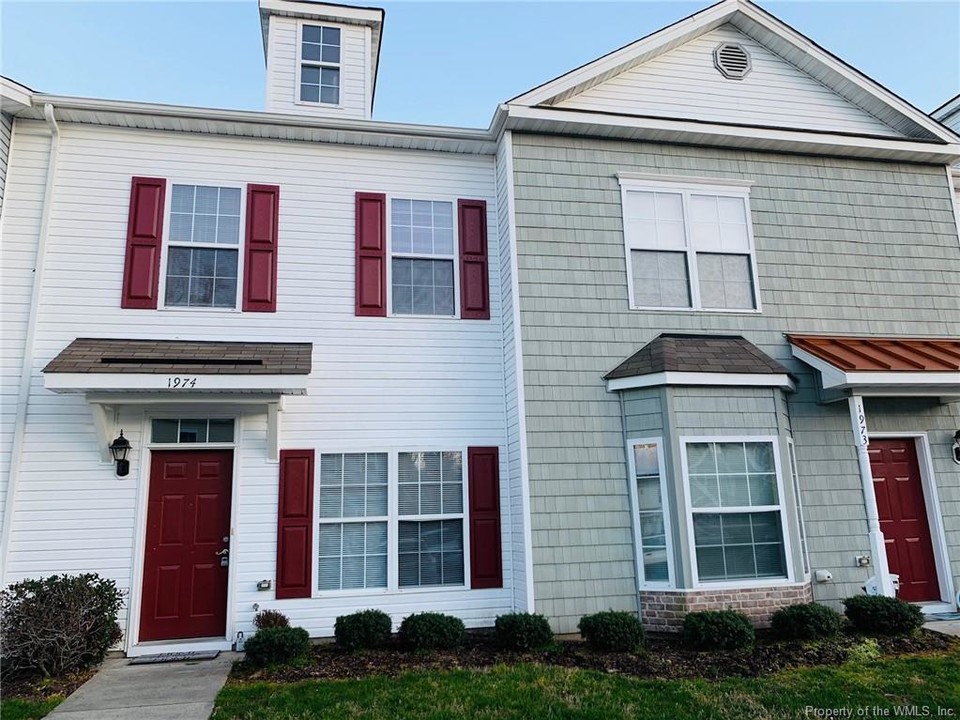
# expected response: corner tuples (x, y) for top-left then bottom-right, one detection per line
(46, 653), (237, 720)
(924, 620), (960, 637)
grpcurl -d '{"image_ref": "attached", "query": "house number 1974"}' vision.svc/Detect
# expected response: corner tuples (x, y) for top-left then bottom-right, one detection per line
(167, 377), (198, 389)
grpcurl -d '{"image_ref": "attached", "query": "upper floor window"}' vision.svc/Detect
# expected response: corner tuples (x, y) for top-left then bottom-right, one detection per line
(619, 176), (759, 312)
(300, 24), (341, 105)
(390, 199), (456, 316)
(164, 184), (241, 309)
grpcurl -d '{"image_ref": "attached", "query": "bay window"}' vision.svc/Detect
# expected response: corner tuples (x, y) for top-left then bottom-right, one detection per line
(628, 439), (674, 586)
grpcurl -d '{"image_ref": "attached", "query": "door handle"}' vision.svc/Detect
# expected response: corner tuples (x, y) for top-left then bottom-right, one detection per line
(215, 549), (229, 556)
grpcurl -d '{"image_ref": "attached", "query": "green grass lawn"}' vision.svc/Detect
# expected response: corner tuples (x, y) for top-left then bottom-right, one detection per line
(212, 649), (960, 720)
(0, 697), (64, 720)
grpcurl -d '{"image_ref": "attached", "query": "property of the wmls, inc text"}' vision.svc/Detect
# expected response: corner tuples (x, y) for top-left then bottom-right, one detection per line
(805, 708), (956, 718)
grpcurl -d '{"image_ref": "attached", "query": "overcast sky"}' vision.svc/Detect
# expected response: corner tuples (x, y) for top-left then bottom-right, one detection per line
(2, 1), (958, 127)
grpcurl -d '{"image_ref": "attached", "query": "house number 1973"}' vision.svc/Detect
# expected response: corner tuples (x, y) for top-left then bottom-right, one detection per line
(167, 377), (198, 389)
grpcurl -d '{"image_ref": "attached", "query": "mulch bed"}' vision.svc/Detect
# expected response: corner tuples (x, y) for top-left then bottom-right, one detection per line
(2, 666), (98, 702)
(228, 628), (957, 685)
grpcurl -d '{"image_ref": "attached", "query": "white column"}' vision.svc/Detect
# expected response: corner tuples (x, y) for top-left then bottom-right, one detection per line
(848, 395), (895, 597)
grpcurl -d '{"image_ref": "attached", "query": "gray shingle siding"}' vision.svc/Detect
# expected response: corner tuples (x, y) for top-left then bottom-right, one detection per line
(512, 133), (960, 629)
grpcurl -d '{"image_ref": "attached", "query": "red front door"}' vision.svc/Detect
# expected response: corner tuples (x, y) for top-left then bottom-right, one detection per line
(868, 439), (940, 603)
(140, 450), (233, 641)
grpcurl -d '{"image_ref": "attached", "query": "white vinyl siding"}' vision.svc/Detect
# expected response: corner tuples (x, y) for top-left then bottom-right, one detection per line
(554, 25), (903, 138)
(1, 120), (511, 640)
(619, 178), (759, 312)
(265, 15), (369, 119)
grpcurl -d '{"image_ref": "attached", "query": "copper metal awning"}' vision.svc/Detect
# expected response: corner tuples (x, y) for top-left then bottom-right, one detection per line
(788, 335), (960, 400)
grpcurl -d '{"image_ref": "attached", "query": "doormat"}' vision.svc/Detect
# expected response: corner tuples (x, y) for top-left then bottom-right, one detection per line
(927, 612), (960, 621)
(129, 650), (220, 665)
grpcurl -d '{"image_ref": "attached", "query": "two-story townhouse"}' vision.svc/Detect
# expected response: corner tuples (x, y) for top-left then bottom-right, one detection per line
(493, 0), (960, 632)
(0, 1), (531, 656)
(1, 0), (958, 654)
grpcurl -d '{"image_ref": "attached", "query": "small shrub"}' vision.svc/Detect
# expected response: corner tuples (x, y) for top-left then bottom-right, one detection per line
(399, 612), (465, 650)
(0, 573), (123, 678)
(243, 626), (310, 667)
(578, 611), (645, 652)
(771, 603), (844, 640)
(494, 612), (553, 651)
(680, 610), (755, 651)
(842, 595), (924, 635)
(846, 637), (882, 664)
(334, 609), (392, 650)
(254, 609), (290, 630)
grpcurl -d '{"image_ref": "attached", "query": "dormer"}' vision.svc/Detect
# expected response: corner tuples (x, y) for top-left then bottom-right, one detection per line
(259, 0), (384, 120)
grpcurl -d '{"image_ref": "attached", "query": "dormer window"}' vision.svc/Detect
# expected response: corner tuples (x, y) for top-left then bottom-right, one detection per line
(300, 24), (340, 105)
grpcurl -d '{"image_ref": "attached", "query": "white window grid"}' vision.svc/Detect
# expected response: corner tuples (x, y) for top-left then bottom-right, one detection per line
(618, 176), (762, 313)
(297, 21), (341, 106)
(679, 436), (795, 588)
(312, 448), (471, 596)
(626, 437), (675, 589)
(386, 194), (460, 319)
(157, 180), (246, 312)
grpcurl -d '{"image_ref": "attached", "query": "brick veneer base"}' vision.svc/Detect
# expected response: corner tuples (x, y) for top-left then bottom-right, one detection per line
(638, 582), (814, 632)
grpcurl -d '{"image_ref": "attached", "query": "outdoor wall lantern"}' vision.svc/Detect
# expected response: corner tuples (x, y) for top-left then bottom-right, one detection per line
(109, 430), (132, 477)
(953, 430), (960, 465)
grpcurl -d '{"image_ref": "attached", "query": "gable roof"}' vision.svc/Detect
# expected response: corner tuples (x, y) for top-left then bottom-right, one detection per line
(508, 0), (958, 146)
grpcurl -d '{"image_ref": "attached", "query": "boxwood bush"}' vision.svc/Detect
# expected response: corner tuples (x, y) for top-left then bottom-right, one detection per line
(334, 609), (392, 650)
(578, 610), (645, 652)
(494, 612), (553, 651)
(243, 626), (310, 667)
(399, 612), (465, 650)
(842, 595), (924, 635)
(253, 609), (290, 630)
(771, 603), (844, 640)
(0, 573), (124, 678)
(680, 610), (755, 651)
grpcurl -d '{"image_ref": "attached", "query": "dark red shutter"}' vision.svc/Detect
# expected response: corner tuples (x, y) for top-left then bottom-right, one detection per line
(121, 177), (166, 309)
(458, 199), (490, 320)
(276, 449), (314, 599)
(355, 192), (386, 316)
(468, 446), (502, 589)
(243, 184), (280, 312)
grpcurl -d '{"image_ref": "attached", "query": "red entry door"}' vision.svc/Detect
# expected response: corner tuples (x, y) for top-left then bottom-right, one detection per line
(140, 450), (233, 641)
(868, 439), (940, 603)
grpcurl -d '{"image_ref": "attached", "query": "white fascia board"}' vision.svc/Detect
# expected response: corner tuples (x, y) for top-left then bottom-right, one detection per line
(510, 0), (735, 107)
(605, 371), (795, 392)
(27, 95), (495, 154)
(790, 345), (847, 388)
(1, 76), (33, 113)
(259, 0), (383, 26)
(503, 107), (960, 164)
(44, 373), (309, 394)
(732, 3), (960, 145)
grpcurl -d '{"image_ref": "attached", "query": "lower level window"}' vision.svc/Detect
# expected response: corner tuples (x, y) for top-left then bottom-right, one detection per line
(316, 449), (466, 592)
(685, 440), (787, 582)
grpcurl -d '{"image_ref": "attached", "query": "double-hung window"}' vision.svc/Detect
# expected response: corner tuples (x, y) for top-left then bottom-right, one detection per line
(164, 184), (241, 309)
(683, 439), (789, 584)
(390, 199), (456, 316)
(619, 176), (759, 311)
(629, 439), (673, 586)
(300, 24), (341, 104)
(316, 450), (466, 593)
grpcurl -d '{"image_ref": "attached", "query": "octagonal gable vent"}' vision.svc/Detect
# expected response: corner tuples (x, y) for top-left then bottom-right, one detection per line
(713, 42), (751, 80)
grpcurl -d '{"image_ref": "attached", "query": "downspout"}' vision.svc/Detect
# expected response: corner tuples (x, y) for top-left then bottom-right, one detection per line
(0, 103), (60, 581)
(847, 396), (895, 597)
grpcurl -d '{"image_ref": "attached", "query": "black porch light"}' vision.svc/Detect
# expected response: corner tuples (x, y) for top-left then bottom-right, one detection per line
(953, 430), (960, 465)
(109, 430), (132, 477)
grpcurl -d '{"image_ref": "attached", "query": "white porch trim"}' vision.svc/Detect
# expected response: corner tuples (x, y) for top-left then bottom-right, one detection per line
(606, 371), (794, 393)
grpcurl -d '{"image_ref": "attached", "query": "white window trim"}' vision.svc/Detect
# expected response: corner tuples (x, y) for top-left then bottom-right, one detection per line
(679, 435), (795, 589)
(295, 19), (343, 109)
(385, 194), (461, 319)
(626, 437), (675, 589)
(311, 447), (471, 598)
(157, 179), (246, 313)
(618, 176), (762, 314)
